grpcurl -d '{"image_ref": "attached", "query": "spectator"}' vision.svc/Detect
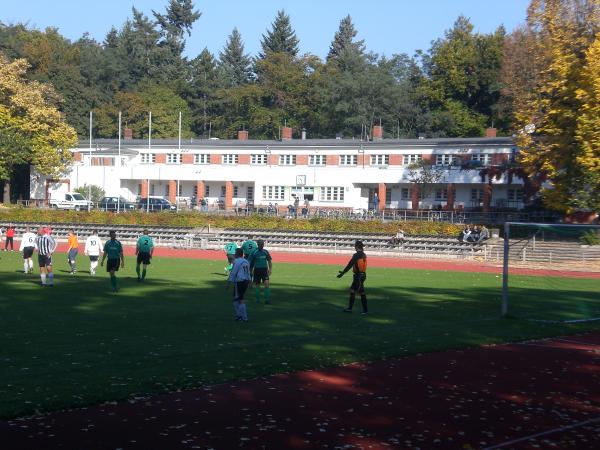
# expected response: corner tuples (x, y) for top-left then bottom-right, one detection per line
(391, 228), (405, 247)
(478, 225), (490, 242)
(372, 193), (379, 212)
(462, 226), (472, 242)
(303, 199), (310, 218)
(293, 195), (300, 218)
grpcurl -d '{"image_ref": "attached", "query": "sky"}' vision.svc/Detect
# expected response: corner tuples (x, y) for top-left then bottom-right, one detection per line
(1, 0), (531, 59)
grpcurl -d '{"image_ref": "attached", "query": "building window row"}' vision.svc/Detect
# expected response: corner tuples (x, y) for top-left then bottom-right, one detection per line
(320, 186), (345, 202)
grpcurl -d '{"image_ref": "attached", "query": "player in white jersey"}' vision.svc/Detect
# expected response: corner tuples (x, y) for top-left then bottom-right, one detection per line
(84, 230), (103, 275)
(227, 248), (251, 322)
(19, 226), (37, 274)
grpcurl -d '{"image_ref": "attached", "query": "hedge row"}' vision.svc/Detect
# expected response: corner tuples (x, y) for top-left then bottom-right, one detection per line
(0, 207), (463, 236)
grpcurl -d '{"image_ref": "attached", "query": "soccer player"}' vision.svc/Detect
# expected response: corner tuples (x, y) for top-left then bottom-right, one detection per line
(35, 227), (57, 287)
(223, 241), (238, 274)
(337, 240), (368, 315)
(66, 230), (79, 274)
(19, 226), (36, 274)
(241, 236), (257, 259)
(227, 248), (251, 322)
(100, 230), (124, 292)
(248, 239), (272, 304)
(84, 230), (102, 275)
(135, 229), (154, 282)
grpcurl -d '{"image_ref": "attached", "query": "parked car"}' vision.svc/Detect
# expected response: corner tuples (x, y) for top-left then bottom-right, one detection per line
(97, 196), (136, 212)
(48, 192), (93, 211)
(137, 197), (177, 212)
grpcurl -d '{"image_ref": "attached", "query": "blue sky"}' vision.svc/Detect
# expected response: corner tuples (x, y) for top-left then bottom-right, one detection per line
(3, 0), (530, 59)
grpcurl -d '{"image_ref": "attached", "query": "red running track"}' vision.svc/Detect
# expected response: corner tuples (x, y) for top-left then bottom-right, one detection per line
(36, 241), (600, 279)
(2, 333), (599, 449)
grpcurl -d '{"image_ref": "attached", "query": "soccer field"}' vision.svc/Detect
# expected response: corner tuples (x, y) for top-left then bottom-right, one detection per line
(0, 251), (598, 419)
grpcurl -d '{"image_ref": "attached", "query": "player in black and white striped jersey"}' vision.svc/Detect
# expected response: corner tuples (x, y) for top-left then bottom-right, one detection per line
(35, 227), (57, 287)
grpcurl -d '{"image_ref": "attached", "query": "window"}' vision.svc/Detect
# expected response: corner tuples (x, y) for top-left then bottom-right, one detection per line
(403, 154), (422, 165)
(166, 153), (181, 164)
(436, 154), (458, 166)
(141, 153), (156, 164)
(137, 184), (142, 195)
(508, 189), (523, 201)
(233, 186), (239, 197)
(401, 188), (410, 200)
(320, 186), (345, 202)
(279, 154), (296, 165)
(471, 189), (484, 201)
(262, 185), (285, 201)
(385, 189), (392, 205)
(150, 184), (155, 195)
(471, 153), (492, 166)
(204, 185), (210, 197)
(178, 183), (182, 196)
(339, 155), (357, 166)
(247, 186), (254, 202)
(220, 185), (226, 197)
(223, 154), (238, 165)
(435, 189), (448, 201)
(193, 185), (198, 196)
(371, 155), (389, 166)
(194, 154), (209, 164)
(309, 154), (326, 166)
(251, 154), (267, 165)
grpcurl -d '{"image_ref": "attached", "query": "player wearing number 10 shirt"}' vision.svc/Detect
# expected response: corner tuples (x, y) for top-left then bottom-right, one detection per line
(136, 230), (154, 282)
(84, 230), (103, 275)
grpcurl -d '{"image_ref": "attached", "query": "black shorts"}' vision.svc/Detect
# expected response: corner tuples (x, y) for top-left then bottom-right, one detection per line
(23, 247), (34, 259)
(227, 254), (235, 264)
(350, 272), (366, 293)
(106, 258), (120, 272)
(38, 254), (52, 268)
(234, 280), (249, 301)
(89, 255), (99, 262)
(253, 268), (269, 284)
(137, 252), (152, 265)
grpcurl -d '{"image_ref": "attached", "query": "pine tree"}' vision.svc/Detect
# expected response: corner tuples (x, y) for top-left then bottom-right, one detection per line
(327, 15), (365, 61)
(219, 28), (252, 87)
(190, 48), (220, 136)
(259, 10), (299, 58)
(153, 0), (201, 55)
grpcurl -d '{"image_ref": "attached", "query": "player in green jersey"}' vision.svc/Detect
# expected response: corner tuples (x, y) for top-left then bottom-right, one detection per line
(223, 241), (238, 274)
(248, 239), (272, 304)
(241, 237), (257, 259)
(101, 230), (124, 292)
(136, 230), (154, 281)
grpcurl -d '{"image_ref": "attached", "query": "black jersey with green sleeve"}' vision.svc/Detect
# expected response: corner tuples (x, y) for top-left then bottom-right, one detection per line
(249, 249), (271, 269)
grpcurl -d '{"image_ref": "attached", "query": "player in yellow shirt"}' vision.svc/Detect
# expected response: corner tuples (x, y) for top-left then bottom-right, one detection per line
(66, 230), (79, 275)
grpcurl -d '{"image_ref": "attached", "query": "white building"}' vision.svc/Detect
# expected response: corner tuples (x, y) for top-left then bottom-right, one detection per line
(31, 128), (525, 212)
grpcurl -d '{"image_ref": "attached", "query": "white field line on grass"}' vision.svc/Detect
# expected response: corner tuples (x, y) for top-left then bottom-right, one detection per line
(482, 416), (600, 450)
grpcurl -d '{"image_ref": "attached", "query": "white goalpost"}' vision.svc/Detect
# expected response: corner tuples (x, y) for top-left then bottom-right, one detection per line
(501, 222), (600, 322)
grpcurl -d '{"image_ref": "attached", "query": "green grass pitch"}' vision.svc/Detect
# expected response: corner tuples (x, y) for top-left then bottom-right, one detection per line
(0, 251), (598, 418)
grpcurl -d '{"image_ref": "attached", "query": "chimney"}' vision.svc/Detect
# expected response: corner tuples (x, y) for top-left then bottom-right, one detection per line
(485, 128), (497, 138)
(301, 128), (307, 140)
(238, 130), (249, 141)
(124, 127), (133, 140)
(372, 125), (383, 141)
(281, 126), (293, 140)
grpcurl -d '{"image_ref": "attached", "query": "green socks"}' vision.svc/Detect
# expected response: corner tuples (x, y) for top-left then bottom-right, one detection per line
(136, 265), (141, 278)
(142, 268), (147, 280)
(255, 287), (260, 302)
(265, 287), (270, 302)
(110, 274), (117, 290)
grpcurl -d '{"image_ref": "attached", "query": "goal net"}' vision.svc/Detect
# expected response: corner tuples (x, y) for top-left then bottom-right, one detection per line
(501, 222), (600, 322)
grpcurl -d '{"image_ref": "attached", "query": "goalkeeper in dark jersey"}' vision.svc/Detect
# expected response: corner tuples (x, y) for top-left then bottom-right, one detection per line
(337, 240), (368, 314)
(248, 239), (272, 304)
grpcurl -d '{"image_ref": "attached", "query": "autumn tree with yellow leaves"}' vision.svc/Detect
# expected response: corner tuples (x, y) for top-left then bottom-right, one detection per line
(505, 0), (600, 213)
(0, 52), (77, 202)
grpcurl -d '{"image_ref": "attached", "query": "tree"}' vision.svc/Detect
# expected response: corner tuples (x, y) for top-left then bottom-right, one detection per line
(0, 53), (77, 202)
(259, 10), (299, 58)
(327, 15), (365, 62)
(513, 0), (600, 213)
(406, 160), (446, 201)
(189, 48), (220, 137)
(74, 184), (105, 203)
(219, 28), (253, 87)
(153, 0), (201, 55)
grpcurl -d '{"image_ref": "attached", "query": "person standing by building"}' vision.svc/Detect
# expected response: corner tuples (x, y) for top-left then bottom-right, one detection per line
(223, 240), (238, 275)
(227, 248), (251, 322)
(19, 226), (36, 274)
(5, 224), (15, 251)
(66, 230), (79, 274)
(372, 193), (379, 213)
(337, 240), (368, 314)
(35, 227), (57, 287)
(135, 229), (154, 282)
(101, 230), (124, 292)
(293, 195), (300, 218)
(84, 230), (103, 275)
(248, 239), (273, 304)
